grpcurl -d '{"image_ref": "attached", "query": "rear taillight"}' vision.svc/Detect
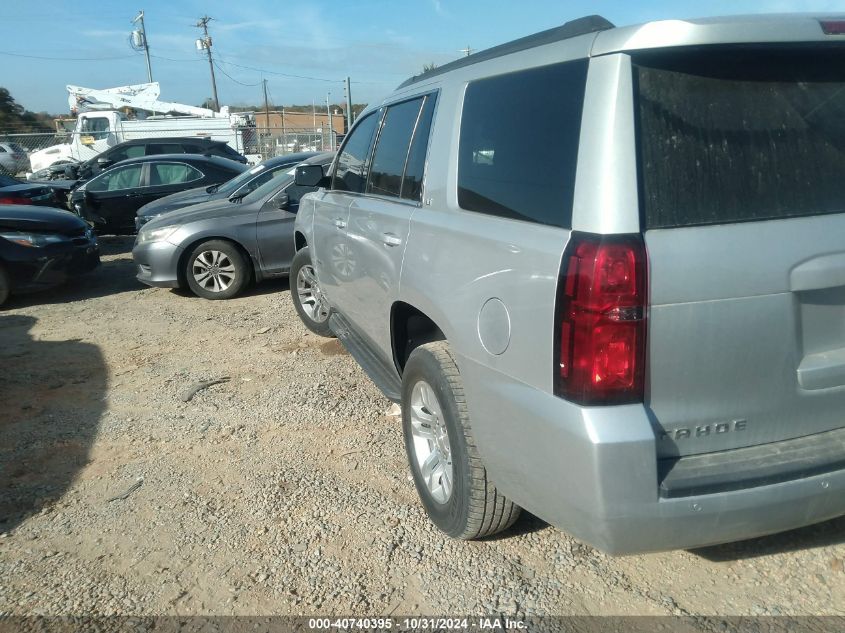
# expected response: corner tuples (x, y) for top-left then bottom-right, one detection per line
(0, 196), (31, 205)
(555, 232), (647, 405)
(820, 19), (845, 34)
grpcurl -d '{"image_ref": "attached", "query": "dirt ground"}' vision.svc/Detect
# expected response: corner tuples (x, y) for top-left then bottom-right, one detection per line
(0, 237), (843, 617)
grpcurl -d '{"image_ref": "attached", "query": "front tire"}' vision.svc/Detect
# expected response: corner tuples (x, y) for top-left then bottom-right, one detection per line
(185, 240), (249, 300)
(402, 341), (521, 539)
(290, 247), (334, 337)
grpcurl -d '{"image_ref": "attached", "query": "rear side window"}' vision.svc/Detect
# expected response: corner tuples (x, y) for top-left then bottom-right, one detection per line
(636, 46), (845, 229)
(458, 59), (587, 228)
(332, 111), (380, 193)
(367, 96), (429, 199)
(150, 163), (203, 185)
(402, 95), (436, 201)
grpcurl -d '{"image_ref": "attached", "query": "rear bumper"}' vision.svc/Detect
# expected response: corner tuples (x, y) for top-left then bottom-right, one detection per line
(458, 355), (845, 554)
(132, 239), (182, 288)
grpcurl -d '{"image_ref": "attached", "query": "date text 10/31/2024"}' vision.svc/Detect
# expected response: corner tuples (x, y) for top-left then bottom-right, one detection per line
(308, 617), (528, 630)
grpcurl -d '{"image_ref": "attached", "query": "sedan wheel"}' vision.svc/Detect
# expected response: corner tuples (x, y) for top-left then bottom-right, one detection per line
(192, 250), (236, 294)
(185, 240), (249, 300)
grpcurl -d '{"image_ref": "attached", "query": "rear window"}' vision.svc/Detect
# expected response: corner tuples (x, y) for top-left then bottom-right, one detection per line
(458, 59), (588, 228)
(635, 46), (845, 229)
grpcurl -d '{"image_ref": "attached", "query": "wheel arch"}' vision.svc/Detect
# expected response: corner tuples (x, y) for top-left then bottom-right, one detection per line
(391, 301), (447, 375)
(294, 230), (307, 252)
(176, 235), (257, 287)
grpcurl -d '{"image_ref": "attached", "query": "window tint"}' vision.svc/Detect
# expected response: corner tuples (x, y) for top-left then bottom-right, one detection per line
(148, 143), (186, 155)
(458, 60), (587, 228)
(88, 164), (142, 192)
(332, 111), (380, 193)
(635, 47), (845, 229)
(367, 98), (424, 198)
(150, 163), (203, 185)
(402, 95), (436, 201)
(109, 144), (146, 163)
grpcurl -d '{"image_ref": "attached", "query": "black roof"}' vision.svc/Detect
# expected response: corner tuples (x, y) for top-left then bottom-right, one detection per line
(109, 153), (249, 172)
(398, 15), (614, 89)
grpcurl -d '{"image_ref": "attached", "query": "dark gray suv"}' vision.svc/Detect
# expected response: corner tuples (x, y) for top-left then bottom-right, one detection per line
(291, 14), (845, 553)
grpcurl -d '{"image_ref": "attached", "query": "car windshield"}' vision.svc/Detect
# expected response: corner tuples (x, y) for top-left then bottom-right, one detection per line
(238, 167), (295, 203)
(216, 163), (269, 195)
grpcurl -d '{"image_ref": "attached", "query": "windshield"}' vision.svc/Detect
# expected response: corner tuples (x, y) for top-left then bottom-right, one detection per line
(239, 166), (295, 203)
(217, 162), (282, 195)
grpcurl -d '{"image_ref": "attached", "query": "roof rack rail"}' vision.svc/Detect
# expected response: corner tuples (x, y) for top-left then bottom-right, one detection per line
(397, 15), (615, 89)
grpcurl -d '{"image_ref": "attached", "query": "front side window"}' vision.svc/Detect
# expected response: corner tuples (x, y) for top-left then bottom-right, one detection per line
(109, 144), (146, 163)
(87, 164), (142, 192)
(332, 111), (380, 193)
(367, 97), (425, 199)
(150, 163), (203, 186)
(635, 46), (845, 229)
(458, 59), (588, 228)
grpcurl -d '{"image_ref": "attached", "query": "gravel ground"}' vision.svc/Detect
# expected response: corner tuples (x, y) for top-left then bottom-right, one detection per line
(0, 236), (843, 617)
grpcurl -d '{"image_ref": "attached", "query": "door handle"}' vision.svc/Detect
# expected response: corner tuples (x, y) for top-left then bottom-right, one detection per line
(125, 192), (141, 197)
(382, 233), (402, 247)
(334, 218), (346, 229)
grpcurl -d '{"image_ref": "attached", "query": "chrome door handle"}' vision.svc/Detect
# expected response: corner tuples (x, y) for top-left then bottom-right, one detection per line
(334, 218), (346, 229)
(382, 233), (402, 247)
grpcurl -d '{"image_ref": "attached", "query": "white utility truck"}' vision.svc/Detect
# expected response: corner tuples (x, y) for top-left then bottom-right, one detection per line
(29, 83), (258, 173)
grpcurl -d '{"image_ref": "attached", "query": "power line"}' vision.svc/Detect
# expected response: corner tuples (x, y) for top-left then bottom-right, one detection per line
(214, 57), (342, 84)
(212, 59), (262, 87)
(0, 49), (137, 61)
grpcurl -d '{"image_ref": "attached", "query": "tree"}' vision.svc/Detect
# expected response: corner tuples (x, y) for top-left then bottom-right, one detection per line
(422, 63), (438, 73)
(0, 87), (55, 133)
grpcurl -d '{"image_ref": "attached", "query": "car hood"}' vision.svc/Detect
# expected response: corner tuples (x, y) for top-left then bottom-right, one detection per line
(0, 205), (87, 234)
(143, 197), (255, 231)
(0, 183), (49, 194)
(137, 186), (223, 218)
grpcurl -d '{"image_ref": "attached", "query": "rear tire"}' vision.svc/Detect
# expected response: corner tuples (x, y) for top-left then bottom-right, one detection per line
(185, 240), (249, 300)
(290, 247), (334, 337)
(402, 341), (521, 539)
(0, 265), (9, 307)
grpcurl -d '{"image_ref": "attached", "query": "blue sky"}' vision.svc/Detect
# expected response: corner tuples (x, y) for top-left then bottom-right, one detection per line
(1, 0), (843, 114)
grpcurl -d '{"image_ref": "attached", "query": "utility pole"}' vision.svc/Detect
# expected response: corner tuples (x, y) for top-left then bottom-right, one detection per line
(262, 78), (270, 157)
(195, 16), (219, 112)
(459, 45), (475, 57)
(131, 10), (153, 83)
(262, 79), (270, 129)
(345, 76), (353, 130)
(326, 92), (332, 151)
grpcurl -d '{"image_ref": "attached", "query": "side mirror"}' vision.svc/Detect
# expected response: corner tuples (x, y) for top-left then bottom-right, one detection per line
(97, 157), (112, 168)
(295, 164), (328, 188)
(273, 193), (289, 210)
(63, 165), (79, 179)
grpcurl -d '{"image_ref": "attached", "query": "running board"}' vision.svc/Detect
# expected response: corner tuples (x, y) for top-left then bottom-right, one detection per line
(329, 313), (402, 402)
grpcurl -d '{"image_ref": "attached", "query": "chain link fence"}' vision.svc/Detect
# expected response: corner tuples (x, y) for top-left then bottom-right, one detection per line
(0, 124), (340, 177)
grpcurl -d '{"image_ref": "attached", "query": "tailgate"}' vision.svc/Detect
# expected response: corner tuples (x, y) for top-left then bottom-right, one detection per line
(634, 45), (845, 458)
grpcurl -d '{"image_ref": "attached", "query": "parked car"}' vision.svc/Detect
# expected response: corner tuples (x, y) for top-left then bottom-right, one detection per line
(0, 173), (60, 207)
(132, 152), (334, 300)
(0, 205), (99, 306)
(0, 142), (30, 175)
(29, 137), (248, 182)
(290, 14), (845, 554)
(71, 154), (248, 234)
(135, 151), (319, 230)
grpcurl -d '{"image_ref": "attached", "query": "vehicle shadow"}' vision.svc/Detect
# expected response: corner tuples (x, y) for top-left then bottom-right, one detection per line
(2, 236), (140, 309)
(692, 515), (845, 561)
(0, 314), (107, 533)
(169, 276), (292, 300)
(484, 510), (551, 541)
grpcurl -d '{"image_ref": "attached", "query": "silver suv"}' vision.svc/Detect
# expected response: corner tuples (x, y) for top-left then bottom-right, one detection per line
(291, 14), (845, 554)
